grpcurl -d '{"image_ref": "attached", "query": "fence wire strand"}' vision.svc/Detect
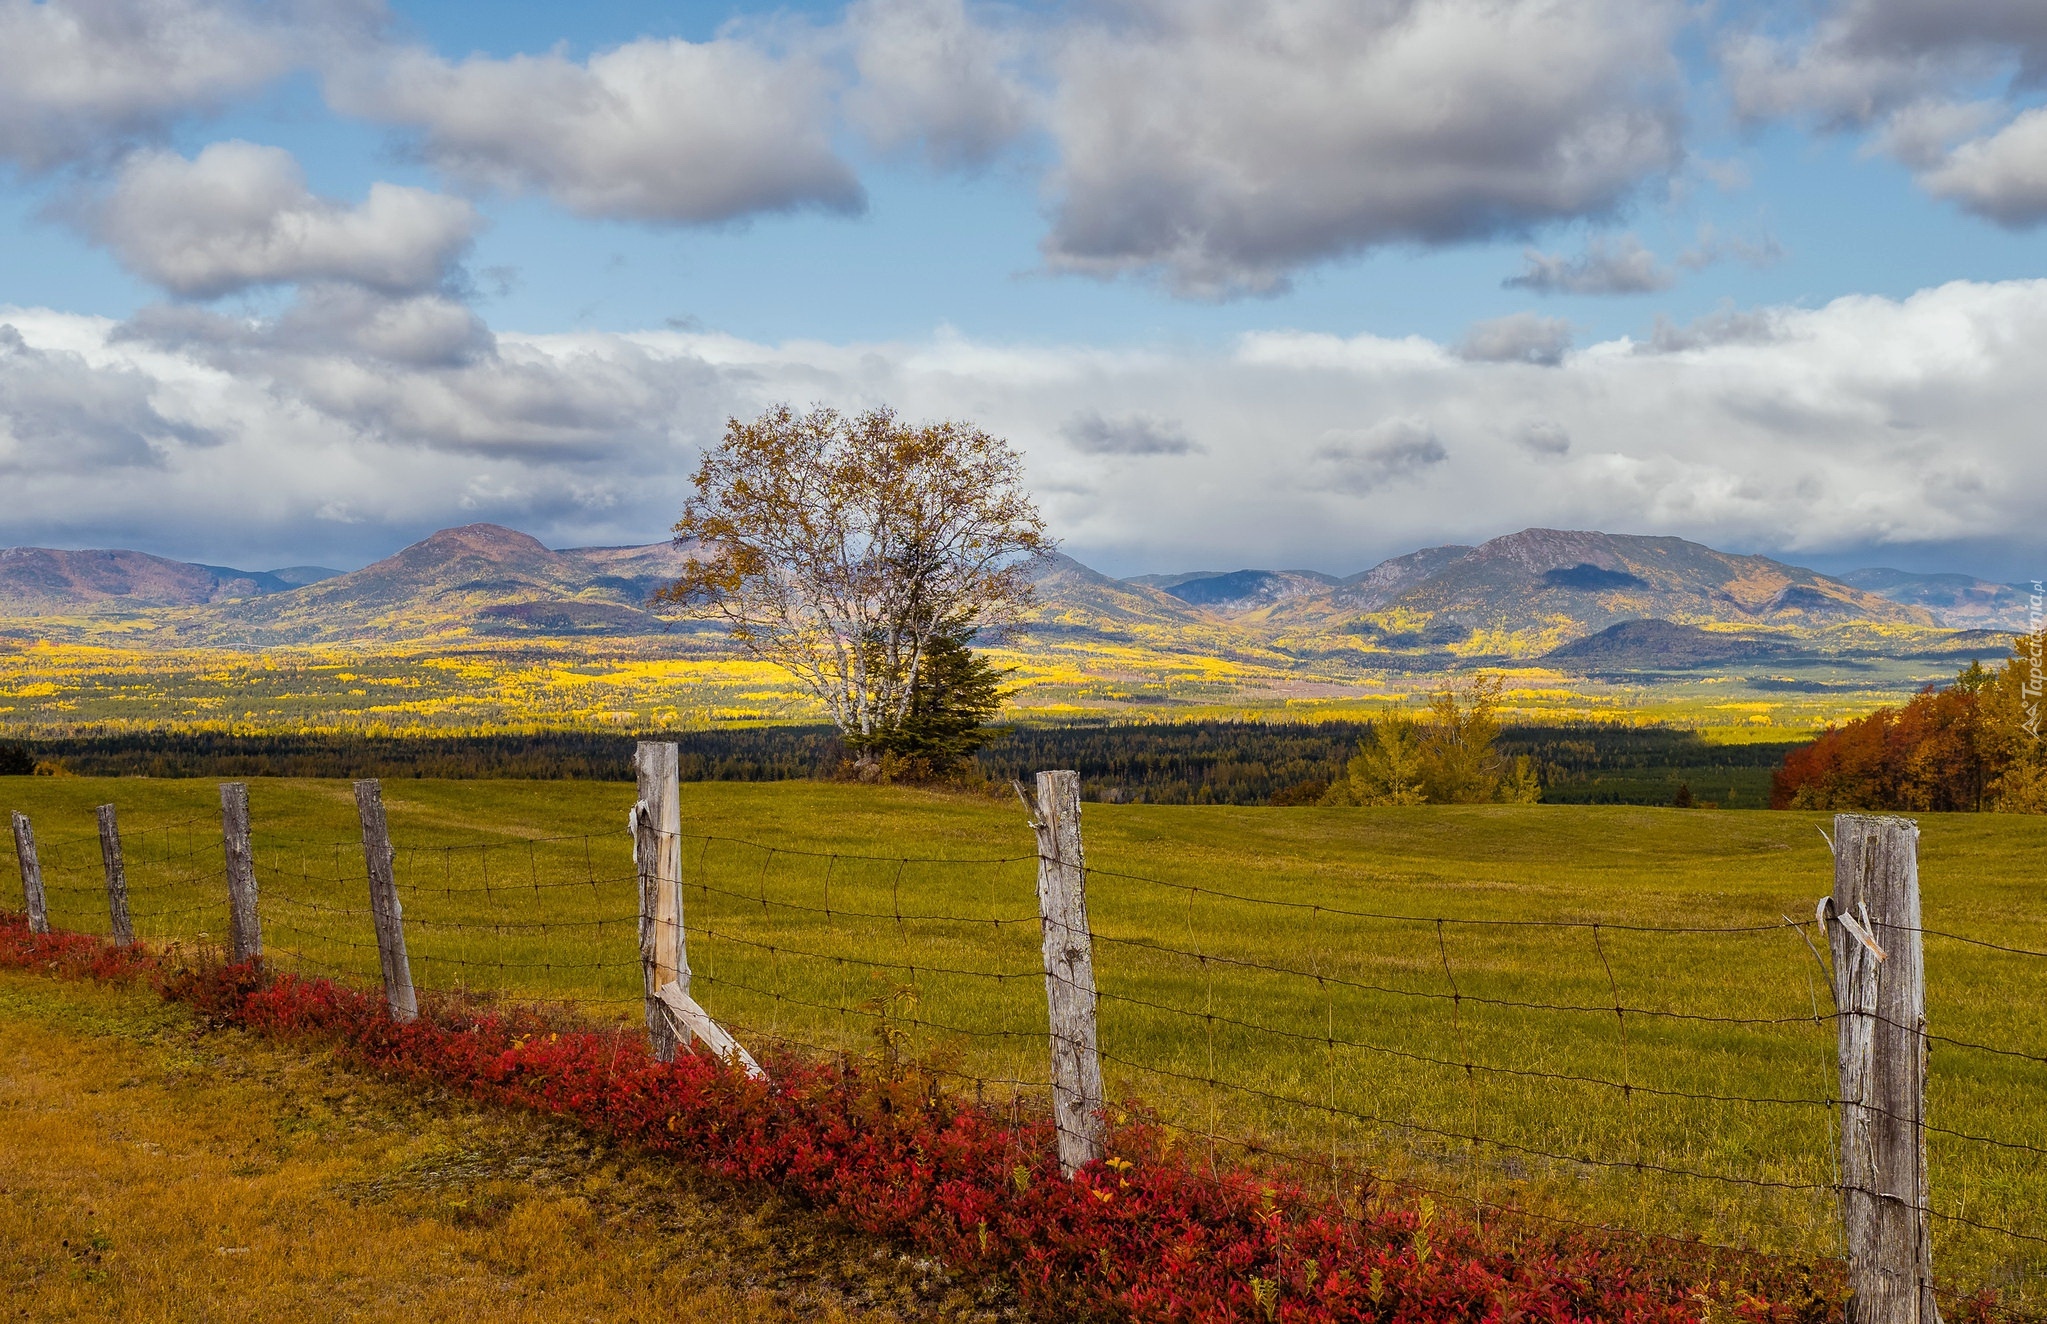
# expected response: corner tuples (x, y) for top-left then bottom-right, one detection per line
(5, 800), (2042, 1302)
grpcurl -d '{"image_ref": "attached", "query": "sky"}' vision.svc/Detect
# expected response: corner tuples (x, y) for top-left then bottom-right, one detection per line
(2, 0), (2046, 580)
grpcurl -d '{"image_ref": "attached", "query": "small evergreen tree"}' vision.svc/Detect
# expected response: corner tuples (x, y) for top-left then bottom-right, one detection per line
(1323, 710), (1426, 805)
(849, 623), (1010, 779)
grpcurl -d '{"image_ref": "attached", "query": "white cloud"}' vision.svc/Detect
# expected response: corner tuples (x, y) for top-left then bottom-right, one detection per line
(91, 142), (479, 298)
(1315, 420), (1448, 494)
(1517, 420), (1571, 456)
(9, 278), (2047, 572)
(1724, 1), (2047, 224)
(1455, 314), (1573, 366)
(1721, 0), (2047, 127)
(1061, 410), (1197, 456)
(843, 0), (1032, 169)
(1505, 234), (1672, 295)
(1038, 0), (1685, 298)
(1867, 97), (2003, 169)
(0, 321), (197, 473)
(1918, 106), (2047, 225)
(0, 0), (307, 171)
(330, 36), (864, 224)
(1638, 306), (1785, 354)
(112, 288), (720, 458)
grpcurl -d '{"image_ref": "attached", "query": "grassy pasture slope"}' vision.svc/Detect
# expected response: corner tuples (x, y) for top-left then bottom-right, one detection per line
(0, 971), (980, 1322)
(4, 778), (2043, 1301)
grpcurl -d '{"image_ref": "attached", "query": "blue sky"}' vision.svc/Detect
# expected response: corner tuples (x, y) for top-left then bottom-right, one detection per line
(3, 0), (2046, 578)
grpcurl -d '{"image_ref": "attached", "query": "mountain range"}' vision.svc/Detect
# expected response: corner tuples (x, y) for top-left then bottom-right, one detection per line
(0, 523), (2030, 672)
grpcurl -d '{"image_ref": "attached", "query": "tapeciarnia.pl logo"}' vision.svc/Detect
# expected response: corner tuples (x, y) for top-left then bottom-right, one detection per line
(2026, 579), (2043, 740)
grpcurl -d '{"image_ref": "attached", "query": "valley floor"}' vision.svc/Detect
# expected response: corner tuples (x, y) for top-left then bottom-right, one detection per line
(0, 970), (1008, 1324)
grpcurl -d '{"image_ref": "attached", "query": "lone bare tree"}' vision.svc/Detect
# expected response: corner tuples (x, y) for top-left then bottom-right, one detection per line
(659, 404), (1052, 756)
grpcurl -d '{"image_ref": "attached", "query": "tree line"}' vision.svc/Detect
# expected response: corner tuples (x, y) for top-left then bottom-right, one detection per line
(5, 719), (1804, 808)
(1770, 640), (2045, 812)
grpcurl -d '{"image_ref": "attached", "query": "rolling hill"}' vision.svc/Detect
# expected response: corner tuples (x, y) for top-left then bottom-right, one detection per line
(1252, 529), (1931, 656)
(0, 524), (2005, 672)
(184, 525), (712, 645)
(1838, 568), (2036, 631)
(0, 546), (339, 615)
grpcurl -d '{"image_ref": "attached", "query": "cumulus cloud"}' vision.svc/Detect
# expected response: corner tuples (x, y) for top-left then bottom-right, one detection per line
(1505, 234), (1672, 295)
(1039, 0), (1684, 298)
(1918, 106), (2047, 225)
(0, 0), (309, 171)
(111, 288), (719, 459)
(1724, 1), (2047, 223)
(1455, 314), (1573, 366)
(330, 37), (863, 224)
(1638, 306), (1786, 354)
(1314, 420), (1447, 494)
(0, 321), (199, 473)
(1517, 420), (1571, 456)
(1721, 0), (2047, 127)
(90, 142), (479, 298)
(10, 277), (2047, 571)
(843, 0), (1032, 169)
(1061, 410), (1197, 456)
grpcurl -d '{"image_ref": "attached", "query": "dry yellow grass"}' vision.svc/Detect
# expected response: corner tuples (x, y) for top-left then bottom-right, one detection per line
(0, 969), (1013, 1324)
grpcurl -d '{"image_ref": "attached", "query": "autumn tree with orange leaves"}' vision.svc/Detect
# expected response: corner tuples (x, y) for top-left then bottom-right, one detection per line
(1772, 639), (2046, 812)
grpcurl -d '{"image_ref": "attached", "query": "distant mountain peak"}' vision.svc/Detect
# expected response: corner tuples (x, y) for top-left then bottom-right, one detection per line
(1467, 527), (1659, 573)
(409, 523), (553, 557)
(1148, 568), (1340, 613)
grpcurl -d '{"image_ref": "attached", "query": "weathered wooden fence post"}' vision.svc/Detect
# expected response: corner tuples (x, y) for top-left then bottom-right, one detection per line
(354, 779), (417, 1022)
(629, 743), (762, 1078)
(1826, 814), (1937, 1324)
(634, 741), (685, 1061)
(219, 782), (261, 964)
(1028, 769), (1106, 1175)
(97, 804), (134, 947)
(10, 811), (49, 935)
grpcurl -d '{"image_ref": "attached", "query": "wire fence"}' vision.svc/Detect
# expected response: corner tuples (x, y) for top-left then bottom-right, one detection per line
(4, 788), (2043, 1309)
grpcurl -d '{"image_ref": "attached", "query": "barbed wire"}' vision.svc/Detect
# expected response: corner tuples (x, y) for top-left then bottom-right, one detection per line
(1097, 1045), (1838, 1196)
(684, 873), (1039, 927)
(1088, 930), (1834, 1027)
(8, 800), (2040, 1282)
(1091, 985), (1836, 1110)
(1082, 864), (1814, 936)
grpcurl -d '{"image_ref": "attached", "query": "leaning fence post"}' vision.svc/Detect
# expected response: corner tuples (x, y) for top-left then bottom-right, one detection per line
(97, 804), (134, 947)
(634, 741), (685, 1061)
(354, 779), (417, 1022)
(219, 782), (261, 964)
(1027, 769), (1106, 1175)
(1826, 814), (1936, 1324)
(10, 811), (49, 935)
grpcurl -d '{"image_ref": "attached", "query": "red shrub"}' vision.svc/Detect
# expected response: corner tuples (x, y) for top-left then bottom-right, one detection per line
(0, 913), (160, 982)
(1, 912), (1848, 1324)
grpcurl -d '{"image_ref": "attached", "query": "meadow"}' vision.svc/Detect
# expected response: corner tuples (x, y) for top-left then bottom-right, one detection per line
(4, 777), (2043, 1304)
(0, 634), (1964, 738)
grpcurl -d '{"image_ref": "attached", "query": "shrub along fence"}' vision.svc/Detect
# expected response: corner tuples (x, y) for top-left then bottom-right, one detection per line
(5, 746), (2044, 1324)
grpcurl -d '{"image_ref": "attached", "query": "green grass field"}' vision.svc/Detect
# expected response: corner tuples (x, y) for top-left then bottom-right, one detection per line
(4, 777), (2043, 1303)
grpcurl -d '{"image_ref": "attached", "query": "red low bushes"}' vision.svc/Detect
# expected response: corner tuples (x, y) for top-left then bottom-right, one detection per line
(0, 914), (159, 983)
(2, 913), (1836, 1324)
